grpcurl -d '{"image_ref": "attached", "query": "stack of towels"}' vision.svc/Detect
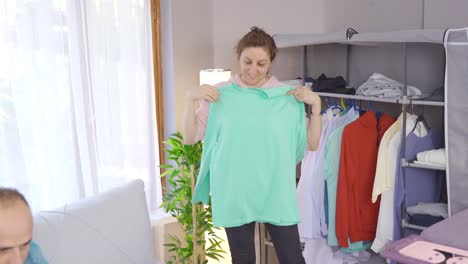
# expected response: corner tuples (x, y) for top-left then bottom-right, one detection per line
(414, 148), (446, 167)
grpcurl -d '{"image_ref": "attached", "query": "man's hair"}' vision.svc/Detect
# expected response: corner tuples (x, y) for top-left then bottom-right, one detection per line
(0, 187), (30, 208)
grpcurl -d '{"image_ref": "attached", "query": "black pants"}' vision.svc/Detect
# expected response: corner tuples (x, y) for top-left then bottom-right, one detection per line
(225, 222), (305, 264)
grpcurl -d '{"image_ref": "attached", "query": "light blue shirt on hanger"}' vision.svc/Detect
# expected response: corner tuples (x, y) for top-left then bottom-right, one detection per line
(323, 109), (371, 252)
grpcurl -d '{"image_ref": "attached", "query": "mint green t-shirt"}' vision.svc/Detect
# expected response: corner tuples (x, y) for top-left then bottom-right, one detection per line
(192, 83), (307, 227)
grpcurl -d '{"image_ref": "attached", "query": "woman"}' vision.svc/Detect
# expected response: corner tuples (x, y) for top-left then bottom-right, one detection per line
(183, 27), (322, 264)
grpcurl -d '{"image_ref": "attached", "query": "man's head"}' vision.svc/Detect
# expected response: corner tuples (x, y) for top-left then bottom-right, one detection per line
(0, 188), (32, 264)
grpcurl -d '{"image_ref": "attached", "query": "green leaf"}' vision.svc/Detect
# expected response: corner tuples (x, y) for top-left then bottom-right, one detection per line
(159, 164), (173, 169)
(160, 131), (225, 261)
(160, 169), (173, 177)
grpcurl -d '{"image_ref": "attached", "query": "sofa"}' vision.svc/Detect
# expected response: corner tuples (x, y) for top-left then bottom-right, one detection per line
(32, 179), (163, 264)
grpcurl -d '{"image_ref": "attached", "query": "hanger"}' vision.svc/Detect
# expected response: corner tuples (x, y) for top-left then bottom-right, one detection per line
(331, 98), (344, 115)
(352, 99), (359, 112)
(364, 101), (381, 120)
(358, 100), (368, 116)
(411, 105), (430, 133)
(321, 97), (331, 114)
(340, 98), (347, 110)
(367, 101), (376, 112)
(368, 101), (381, 116)
(344, 99), (350, 112)
(338, 98), (351, 116)
(411, 114), (430, 133)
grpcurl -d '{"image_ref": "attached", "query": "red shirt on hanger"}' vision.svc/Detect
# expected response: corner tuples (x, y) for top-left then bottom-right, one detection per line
(336, 111), (396, 247)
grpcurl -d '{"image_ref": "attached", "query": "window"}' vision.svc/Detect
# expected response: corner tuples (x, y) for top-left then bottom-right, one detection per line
(0, 0), (162, 212)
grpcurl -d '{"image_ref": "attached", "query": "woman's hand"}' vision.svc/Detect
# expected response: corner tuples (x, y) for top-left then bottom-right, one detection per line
(287, 86), (321, 114)
(186, 84), (220, 102)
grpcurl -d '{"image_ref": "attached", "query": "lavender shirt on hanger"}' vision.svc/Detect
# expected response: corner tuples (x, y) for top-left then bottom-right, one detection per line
(393, 129), (442, 241)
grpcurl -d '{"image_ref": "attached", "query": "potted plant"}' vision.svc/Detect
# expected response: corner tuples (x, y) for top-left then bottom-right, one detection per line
(161, 132), (225, 264)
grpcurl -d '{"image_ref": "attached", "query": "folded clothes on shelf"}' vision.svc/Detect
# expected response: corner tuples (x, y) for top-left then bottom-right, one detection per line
(409, 214), (444, 227)
(413, 160), (446, 168)
(416, 148), (446, 167)
(281, 78), (304, 88)
(282, 75), (357, 94)
(356, 73), (423, 99)
(407, 203), (449, 219)
(312, 74), (356, 95)
(324, 87), (356, 95)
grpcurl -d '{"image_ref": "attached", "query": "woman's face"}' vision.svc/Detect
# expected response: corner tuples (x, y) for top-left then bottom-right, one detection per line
(239, 47), (271, 87)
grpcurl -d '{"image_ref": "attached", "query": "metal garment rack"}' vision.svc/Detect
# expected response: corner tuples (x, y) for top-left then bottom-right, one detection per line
(317, 96), (445, 234)
(302, 36), (446, 237)
(262, 29), (447, 264)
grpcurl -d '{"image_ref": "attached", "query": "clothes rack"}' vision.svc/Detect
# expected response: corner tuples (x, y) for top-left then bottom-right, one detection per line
(261, 27), (459, 264)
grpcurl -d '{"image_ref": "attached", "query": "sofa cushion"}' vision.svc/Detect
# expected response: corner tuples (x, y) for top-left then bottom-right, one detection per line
(33, 179), (158, 264)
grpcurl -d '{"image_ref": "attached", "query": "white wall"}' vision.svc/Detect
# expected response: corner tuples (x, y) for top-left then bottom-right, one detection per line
(167, 0), (468, 129)
(322, 0), (468, 32)
(171, 0), (213, 131)
(210, 0), (468, 85)
(213, 0), (423, 84)
(213, 0), (326, 80)
(322, 0), (424, 32)
(424, 0), (468, 29)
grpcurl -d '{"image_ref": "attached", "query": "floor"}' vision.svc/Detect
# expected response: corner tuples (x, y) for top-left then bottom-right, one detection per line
(362, 252), (387, 264)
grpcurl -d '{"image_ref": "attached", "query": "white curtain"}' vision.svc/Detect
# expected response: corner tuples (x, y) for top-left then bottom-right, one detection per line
(0, 0), (162, 213)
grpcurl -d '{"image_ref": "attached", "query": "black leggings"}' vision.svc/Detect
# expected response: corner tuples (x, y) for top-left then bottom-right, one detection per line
(225, 222), (305, 264)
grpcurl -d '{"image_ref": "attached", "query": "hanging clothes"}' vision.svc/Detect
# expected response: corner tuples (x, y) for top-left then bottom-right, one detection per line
(371, 114), (419, 252)
(302, 238), (372, 264)
(393, 130), (442, 241)
(372, 114), (409, 202)
(297, 114), (331, 239)
(298, 106), (357, 240)
(323, 109), (371, 252)
(336, 111), (397, 247)
(316, 109), (362, 236)
(302, 238), (343, 264)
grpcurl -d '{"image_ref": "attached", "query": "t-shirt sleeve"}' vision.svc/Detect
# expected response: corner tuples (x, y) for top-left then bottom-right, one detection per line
(296, 102), (307, 163)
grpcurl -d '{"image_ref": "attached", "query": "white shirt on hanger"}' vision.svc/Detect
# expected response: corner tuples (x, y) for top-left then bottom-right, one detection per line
(372, 115), (429, 253)
(297, 114), (331, 240)
(298, 107), (356, 240)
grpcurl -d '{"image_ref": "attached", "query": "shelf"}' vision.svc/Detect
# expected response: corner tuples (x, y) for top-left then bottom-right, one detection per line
(317, 92), (445, 106)
(273, 29), (445, 48)
(410, 100), (444, 106)
(317, 92), (400, 104)
(402, 219), (427, 231)
(402, 160), (446, 171)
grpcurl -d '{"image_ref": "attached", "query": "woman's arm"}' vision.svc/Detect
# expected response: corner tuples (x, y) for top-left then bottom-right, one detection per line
(182, 98), (200, 145)
(287, 86), (322, 151)
(307, 103), (322, 151)
(182, 85), (219, 145)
